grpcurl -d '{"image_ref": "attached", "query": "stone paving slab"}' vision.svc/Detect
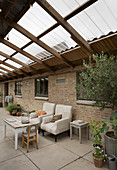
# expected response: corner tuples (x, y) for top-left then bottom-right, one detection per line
(60, 158), (108, 170)
(0, 140), (22, 163)
(0, 154), (39, 170)
(26, 143), (79, 170)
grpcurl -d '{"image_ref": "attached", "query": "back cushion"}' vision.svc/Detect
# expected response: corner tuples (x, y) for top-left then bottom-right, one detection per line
(43, 103), (55, 115)
(55, 104), (72, 119)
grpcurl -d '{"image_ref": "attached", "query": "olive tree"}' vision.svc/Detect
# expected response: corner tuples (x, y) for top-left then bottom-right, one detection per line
(76, 53), (117, 110)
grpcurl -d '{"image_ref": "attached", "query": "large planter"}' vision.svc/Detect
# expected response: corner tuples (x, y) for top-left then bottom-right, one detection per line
(104, 131), (117, 157)
(93, 156), (104, 168)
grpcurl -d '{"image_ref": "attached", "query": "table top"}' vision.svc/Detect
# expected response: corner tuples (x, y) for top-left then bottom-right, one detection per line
(4, 117), (39, 129)
(70, 120), (89, 126)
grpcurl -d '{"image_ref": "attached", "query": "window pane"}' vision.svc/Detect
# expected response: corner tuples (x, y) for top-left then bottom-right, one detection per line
(35, 77), (48, 97)
(15, 81), (22, 95)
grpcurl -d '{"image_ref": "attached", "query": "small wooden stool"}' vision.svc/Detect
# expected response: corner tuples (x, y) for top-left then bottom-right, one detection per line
(22, 125), (38, 152)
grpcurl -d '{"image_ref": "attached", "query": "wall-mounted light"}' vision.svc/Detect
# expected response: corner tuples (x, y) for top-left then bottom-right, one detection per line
(30, 3), (33, 7)
(0, 9), (2, 13)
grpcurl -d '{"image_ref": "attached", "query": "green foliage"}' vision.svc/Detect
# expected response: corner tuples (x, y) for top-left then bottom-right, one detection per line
(76, 53), (117, 110)
(6, 103), (23, 114)
(89, 120), (104, 146)
(93, 146), (105, 159)
(6, 103), (17, 112)
(101, 111), (117, 138)
(29, 110), (35, 114)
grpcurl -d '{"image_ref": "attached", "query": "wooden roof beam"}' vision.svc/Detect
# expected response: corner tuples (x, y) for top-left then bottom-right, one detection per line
(0, 37), (53, 71)
(0, 59), (28, 76)
(4, 0), (17, 18)
(2, 0), (96, 68)
(0, 51), (36, 73)
(36, 0), (95, 55)
(0, 66), (19, 77)
(4, 18), (74, 68)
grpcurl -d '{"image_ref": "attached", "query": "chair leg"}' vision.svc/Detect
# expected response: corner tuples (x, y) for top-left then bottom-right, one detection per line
(42, 130), (44, 136)
(55, 135), (57, 142)
(38, 127), (41, 134)
(36, 138), (38, 149)
(68, 130), (70, 136)
(27, 139), (29, 153)
(22, 136), (24, 148)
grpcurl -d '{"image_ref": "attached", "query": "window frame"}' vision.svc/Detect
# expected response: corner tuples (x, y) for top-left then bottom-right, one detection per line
(15, 81), (22, 96)
(35, 77), (48, 97)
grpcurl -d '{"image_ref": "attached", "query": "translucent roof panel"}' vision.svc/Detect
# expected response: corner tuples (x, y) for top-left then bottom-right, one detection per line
(47, 0), (83, 17)
(0, 64), (14, 71)
(5, 60), (22, 68)
(68, 0), (117, 41)
(5, 29), (30, 48)
(40, 26), (77, 52)
(0, 69), (7, 74)
(0, 43), (15, 55)
(18, 2), (57, 37)
(12, 53), (33, 65)
(0, 55), (6, 61)
(24, 43), (52, 60)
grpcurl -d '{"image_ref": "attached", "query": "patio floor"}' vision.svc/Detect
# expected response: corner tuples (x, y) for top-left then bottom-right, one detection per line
(0, 108), (108, 170)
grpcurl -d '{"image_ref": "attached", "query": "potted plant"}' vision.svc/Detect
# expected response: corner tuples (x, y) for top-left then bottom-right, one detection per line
(6, 103), (16, 115)
(76, 53), (117, 157)
(90, 120), (105, 168)
(6, 103), (23, 116)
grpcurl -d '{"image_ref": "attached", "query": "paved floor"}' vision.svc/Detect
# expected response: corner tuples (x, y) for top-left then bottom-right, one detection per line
(0, 108), (108, 170)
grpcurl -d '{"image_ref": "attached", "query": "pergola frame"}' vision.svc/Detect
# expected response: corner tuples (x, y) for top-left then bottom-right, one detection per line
(0, 0), (116, 82)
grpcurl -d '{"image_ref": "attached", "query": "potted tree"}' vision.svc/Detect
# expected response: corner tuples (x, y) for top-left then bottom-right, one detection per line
(76, 53), (117, 158)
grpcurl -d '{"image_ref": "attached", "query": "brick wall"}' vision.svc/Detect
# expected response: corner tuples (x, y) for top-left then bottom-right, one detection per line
(0, 72), (112, 122)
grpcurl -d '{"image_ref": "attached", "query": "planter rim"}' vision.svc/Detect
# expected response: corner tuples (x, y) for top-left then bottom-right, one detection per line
(105, 131), (117, 141)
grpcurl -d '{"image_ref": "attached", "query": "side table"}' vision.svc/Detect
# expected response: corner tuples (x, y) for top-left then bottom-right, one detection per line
(70, 121), (89, 144)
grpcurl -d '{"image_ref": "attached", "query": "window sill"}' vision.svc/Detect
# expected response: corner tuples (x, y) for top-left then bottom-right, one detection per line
(15, 95), (22, 98)
(34, 97), (48, 101)
(76, 100), (95, 105)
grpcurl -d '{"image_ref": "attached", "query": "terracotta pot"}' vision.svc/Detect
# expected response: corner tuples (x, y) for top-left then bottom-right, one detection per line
(9, 112), (12, 115)
(93, 156), (104, 168)
(16, 112), (22, 116)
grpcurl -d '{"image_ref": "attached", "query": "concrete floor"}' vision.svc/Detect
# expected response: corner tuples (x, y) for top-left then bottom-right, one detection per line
(0, 108), (108, 170)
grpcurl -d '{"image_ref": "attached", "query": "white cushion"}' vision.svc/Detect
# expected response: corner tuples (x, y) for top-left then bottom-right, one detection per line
(30, 112), (38, 119)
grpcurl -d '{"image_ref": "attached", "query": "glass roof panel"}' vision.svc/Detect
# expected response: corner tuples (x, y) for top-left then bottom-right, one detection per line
(5, 28), (30, 48)
(12, 53), (33, 65)
(40, 26), (77, 52)
(5, 60), (22, 68)
(0, 64), (14, 71)
(24, 43), (52, 60)
(0, 43), (15, 55)
(18, 2), (57, 37)
(0, 55), (6, 61)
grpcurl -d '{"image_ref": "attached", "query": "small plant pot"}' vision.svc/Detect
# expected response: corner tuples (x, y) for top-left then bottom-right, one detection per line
(93, 156), (104, 168)
(16, 112), (22, 116)
(9, 112), (12, 115)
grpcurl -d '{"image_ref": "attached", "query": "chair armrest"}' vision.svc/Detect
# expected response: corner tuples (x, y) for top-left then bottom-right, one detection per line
(41, 115), (53, 124)
(38, 113), (53, 119)
(54, 118), (71, 128)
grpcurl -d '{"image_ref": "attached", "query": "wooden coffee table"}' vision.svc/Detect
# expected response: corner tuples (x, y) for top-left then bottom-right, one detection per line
(4, 117), (39, 150)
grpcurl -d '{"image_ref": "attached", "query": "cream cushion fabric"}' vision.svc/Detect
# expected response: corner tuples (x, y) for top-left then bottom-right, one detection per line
(41, 104), (72, 135)
(38, 102), (55, 124)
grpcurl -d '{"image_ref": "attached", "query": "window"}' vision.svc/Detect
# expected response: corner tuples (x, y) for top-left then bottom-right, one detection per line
(15, 81), (22, 95)
(35, 77), (48, 97)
